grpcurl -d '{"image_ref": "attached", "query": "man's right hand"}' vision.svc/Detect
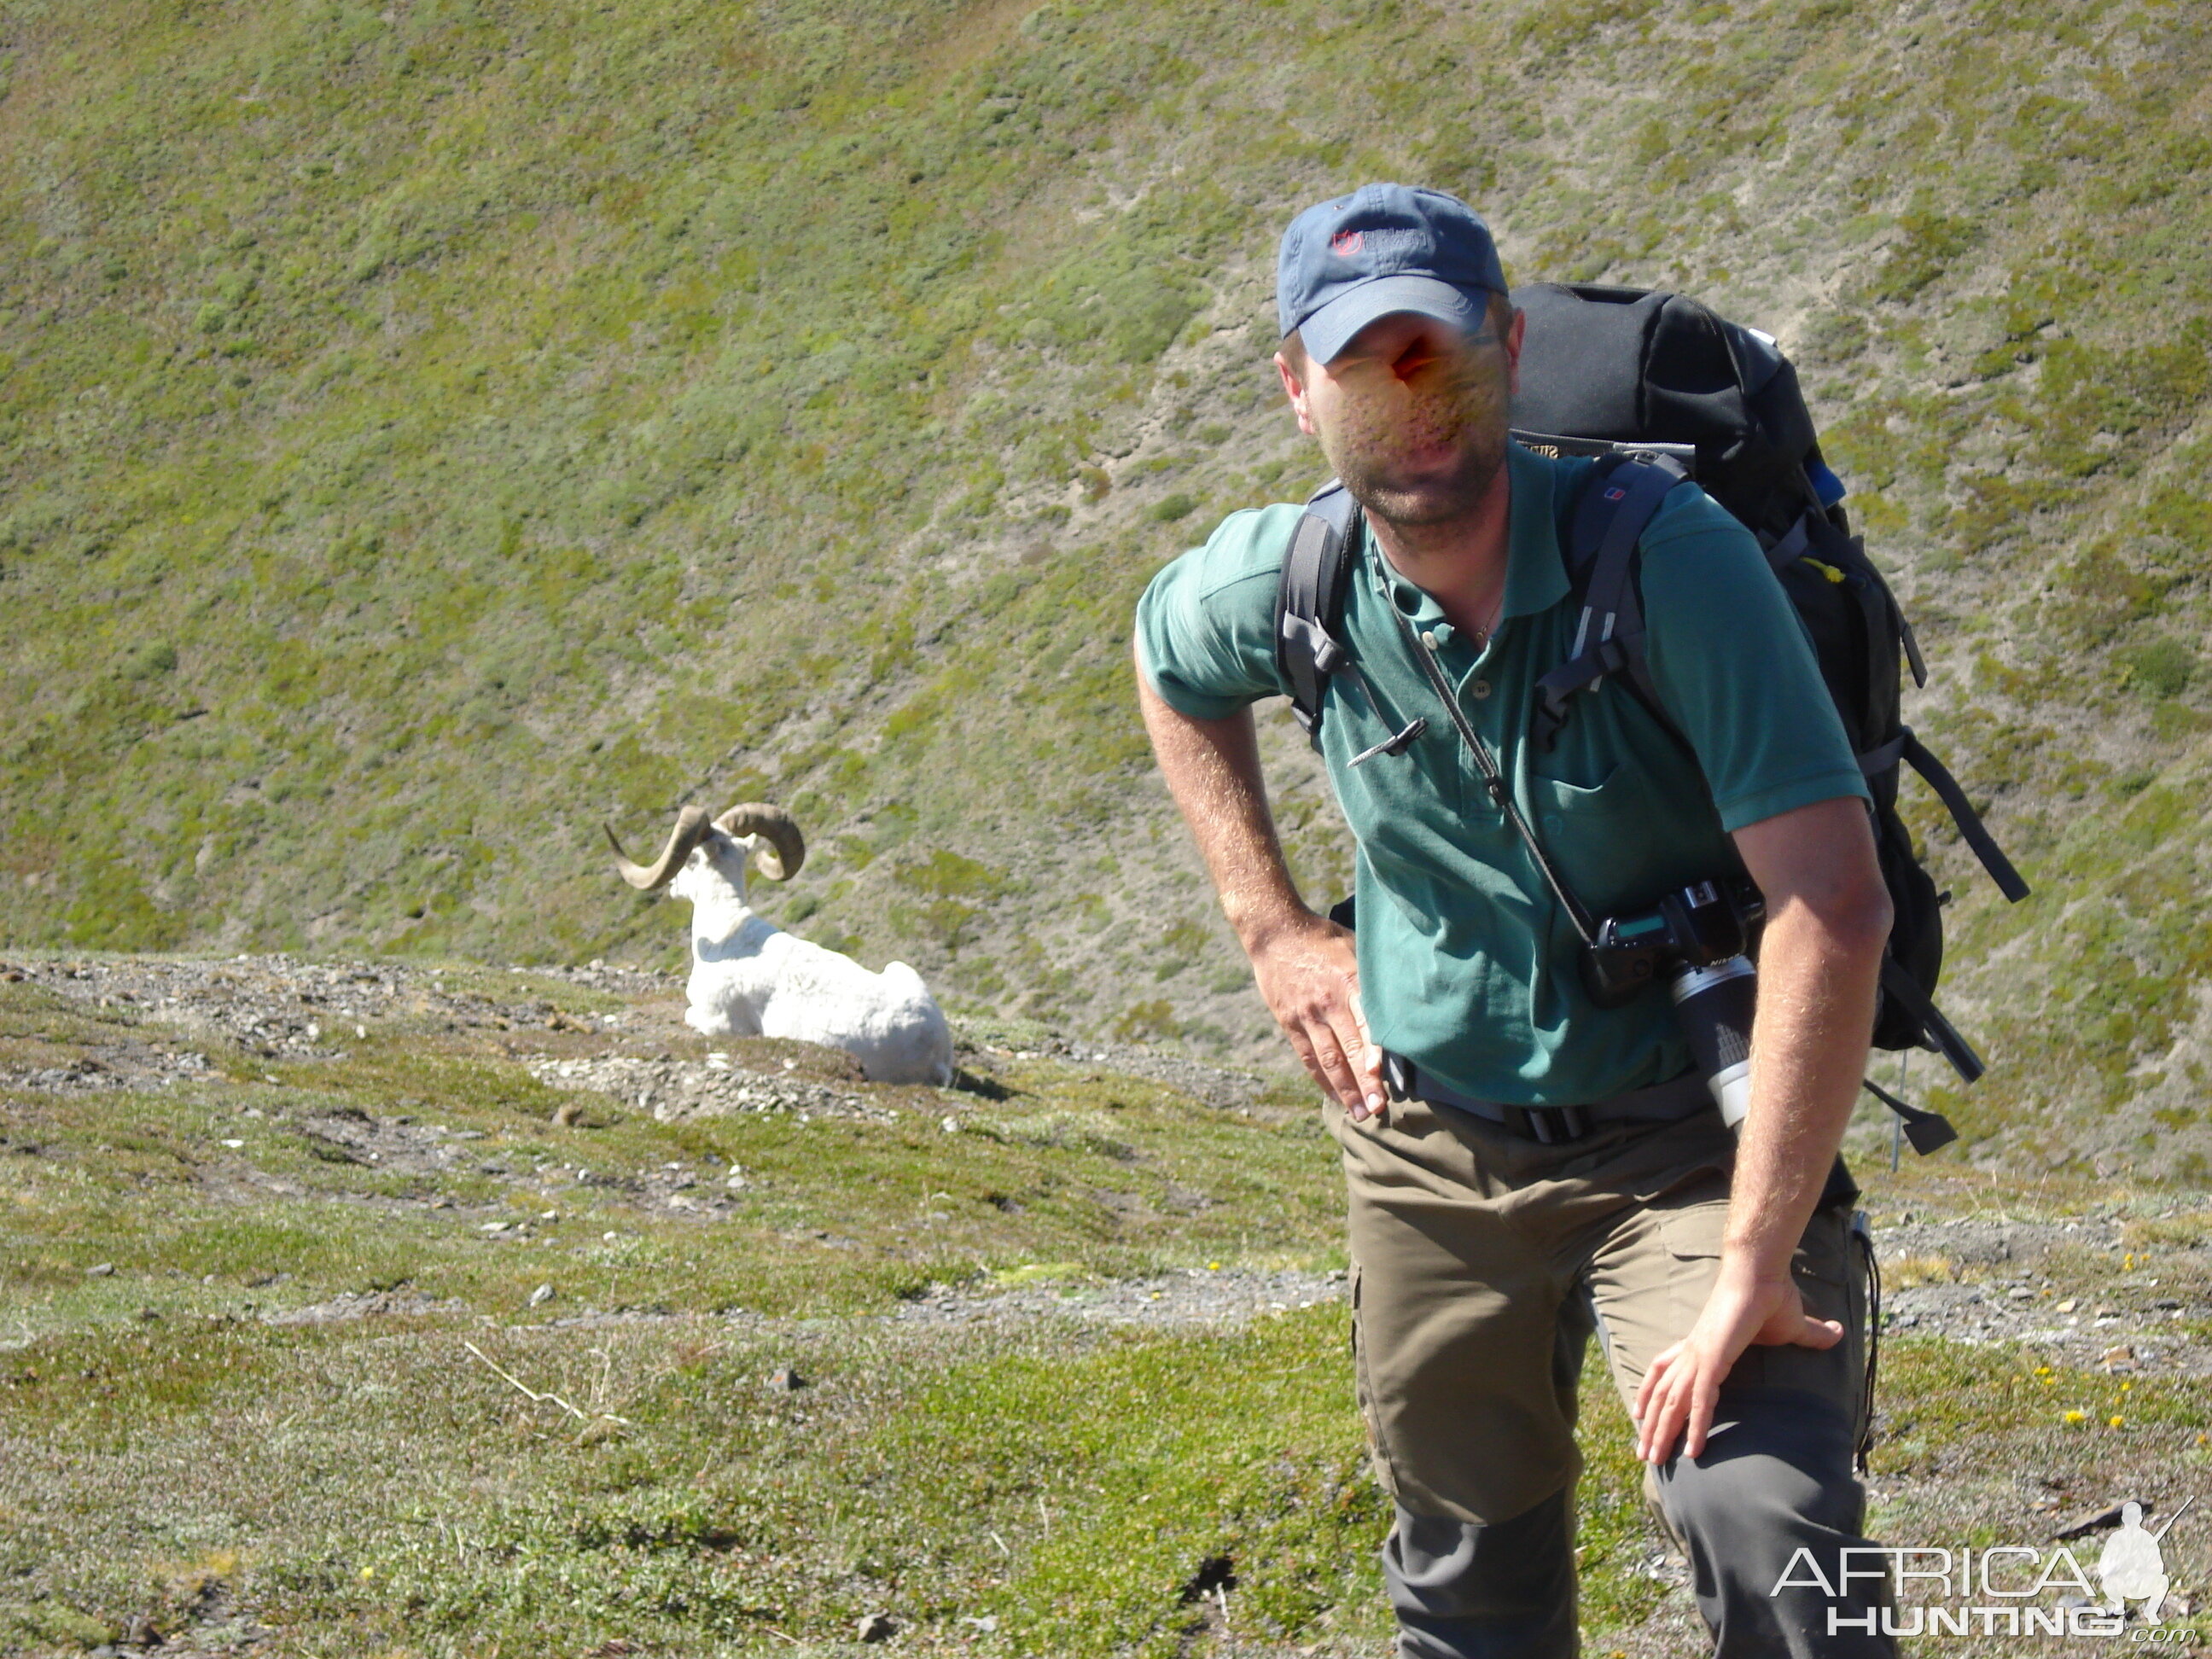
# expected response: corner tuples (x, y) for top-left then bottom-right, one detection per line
(1132, 676), (1388, 1120)
(1249, 912), (1387, 1120)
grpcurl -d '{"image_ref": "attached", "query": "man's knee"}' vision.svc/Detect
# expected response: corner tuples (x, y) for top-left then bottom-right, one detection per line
(1656, 1391), (1893, 1656)
(1383, 1488), (1577, 1659)
(1657, 1388), (1865, 1553)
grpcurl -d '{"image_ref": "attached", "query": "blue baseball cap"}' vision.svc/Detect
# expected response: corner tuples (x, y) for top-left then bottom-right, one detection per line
(1276, 183), (1508, 364)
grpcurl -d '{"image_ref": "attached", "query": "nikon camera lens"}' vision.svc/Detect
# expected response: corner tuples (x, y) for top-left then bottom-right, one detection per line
(1670, 957), (1756, 1127)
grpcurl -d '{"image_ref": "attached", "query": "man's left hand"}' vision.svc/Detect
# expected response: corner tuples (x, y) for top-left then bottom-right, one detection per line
(1631, 1259), (1842, 1465)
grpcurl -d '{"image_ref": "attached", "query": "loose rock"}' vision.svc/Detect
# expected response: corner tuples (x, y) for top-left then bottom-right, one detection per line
(525, 1052), (894, 1125)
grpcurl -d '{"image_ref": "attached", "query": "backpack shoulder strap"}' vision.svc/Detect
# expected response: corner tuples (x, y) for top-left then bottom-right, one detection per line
(1893, 730), (2033, 902)
(1534, 453), (1690, 750)
(1275, 480), (1361, 747)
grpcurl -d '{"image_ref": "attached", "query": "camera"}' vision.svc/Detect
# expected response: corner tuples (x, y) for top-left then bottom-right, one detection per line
(1581, 877), (1767, 1129)
(1579, 877), (1764, 1007)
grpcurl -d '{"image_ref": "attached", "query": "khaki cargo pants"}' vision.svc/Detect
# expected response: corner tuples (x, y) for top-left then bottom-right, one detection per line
(1328, 1094), (1890, 1659)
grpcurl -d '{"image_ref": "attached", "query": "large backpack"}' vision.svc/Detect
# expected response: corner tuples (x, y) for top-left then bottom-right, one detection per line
(1273, 282), (2029, 1123)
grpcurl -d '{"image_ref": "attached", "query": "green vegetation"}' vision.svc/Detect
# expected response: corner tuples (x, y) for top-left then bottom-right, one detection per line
(0, 968), (1686, 1655)
(0, 1), (2209, 1137)
(0, 981), (1344, 1320)
(12, 970), (2212, 1652)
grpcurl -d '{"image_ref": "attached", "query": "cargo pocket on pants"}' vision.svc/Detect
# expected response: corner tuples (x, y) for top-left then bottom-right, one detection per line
(1653, 1207), (1727, 1345)
(1348, 1264), (1400, 1500)
(1755, 1205), (1861, 1406)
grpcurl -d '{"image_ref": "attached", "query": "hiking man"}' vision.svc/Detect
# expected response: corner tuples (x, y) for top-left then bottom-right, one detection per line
(1134, 183), (1895, 1657)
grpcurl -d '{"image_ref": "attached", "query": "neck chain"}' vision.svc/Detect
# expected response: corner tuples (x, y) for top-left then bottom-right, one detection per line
(1365, 520), (1508, 648)
(1464, 587), (1507, 649)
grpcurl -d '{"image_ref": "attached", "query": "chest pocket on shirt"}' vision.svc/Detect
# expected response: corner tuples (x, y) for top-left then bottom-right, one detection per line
(1526, 762), (1674, 913)
(1529, 760), (1655, 823)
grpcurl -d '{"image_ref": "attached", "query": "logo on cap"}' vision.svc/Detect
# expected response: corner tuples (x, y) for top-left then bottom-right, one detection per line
(1330, 230), (1365, 256)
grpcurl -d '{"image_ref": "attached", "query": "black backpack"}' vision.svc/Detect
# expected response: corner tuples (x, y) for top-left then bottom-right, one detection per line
(1273, 282), (2028, 1129)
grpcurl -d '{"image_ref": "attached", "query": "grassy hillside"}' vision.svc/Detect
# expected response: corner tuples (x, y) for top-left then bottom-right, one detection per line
(3, 0), (2209, 1170)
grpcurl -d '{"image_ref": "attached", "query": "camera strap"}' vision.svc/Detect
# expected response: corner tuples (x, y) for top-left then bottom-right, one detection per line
(1388, 602), (1599, 945)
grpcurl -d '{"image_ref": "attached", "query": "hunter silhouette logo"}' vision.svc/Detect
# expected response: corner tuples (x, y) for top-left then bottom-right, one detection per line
(2100, 1498), (2190, 1623)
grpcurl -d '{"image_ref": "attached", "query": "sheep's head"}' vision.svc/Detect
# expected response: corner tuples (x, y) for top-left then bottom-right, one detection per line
(603, 803), (806, 902)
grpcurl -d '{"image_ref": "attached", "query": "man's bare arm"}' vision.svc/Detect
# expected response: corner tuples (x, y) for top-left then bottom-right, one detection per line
(1720, 797), (1891, 1285)
(1633, 794), (1890, 1464)
(1136, 662), (1386, 1116)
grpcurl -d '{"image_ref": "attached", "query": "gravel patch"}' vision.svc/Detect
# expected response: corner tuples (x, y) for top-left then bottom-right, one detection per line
(0, 1045), (214, 1093)
(954, 1017), (1275, 1113)
(1872, 1208), (2212, 1371)
(894, 1266), (1348, 1329)
(521, 1051), (899, 1123)
(262, 1289), (467, 1326)
(1, 952), (678, 1063)
(501, 1266), (1353, 1337)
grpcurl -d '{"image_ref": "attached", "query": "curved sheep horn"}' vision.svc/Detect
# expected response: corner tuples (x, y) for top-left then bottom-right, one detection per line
(604, 804), (714, 891)
(714, 802), (805, 882)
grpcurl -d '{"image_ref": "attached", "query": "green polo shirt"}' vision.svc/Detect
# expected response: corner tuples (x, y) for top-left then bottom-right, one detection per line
(1136, 441), (1869, 1106)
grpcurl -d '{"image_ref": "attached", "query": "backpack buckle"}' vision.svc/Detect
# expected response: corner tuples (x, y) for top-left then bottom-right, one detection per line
(1533, 690), (1571, 753)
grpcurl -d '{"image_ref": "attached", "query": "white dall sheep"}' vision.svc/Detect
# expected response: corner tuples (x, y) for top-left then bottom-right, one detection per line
(606, 803), (954, 1086)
